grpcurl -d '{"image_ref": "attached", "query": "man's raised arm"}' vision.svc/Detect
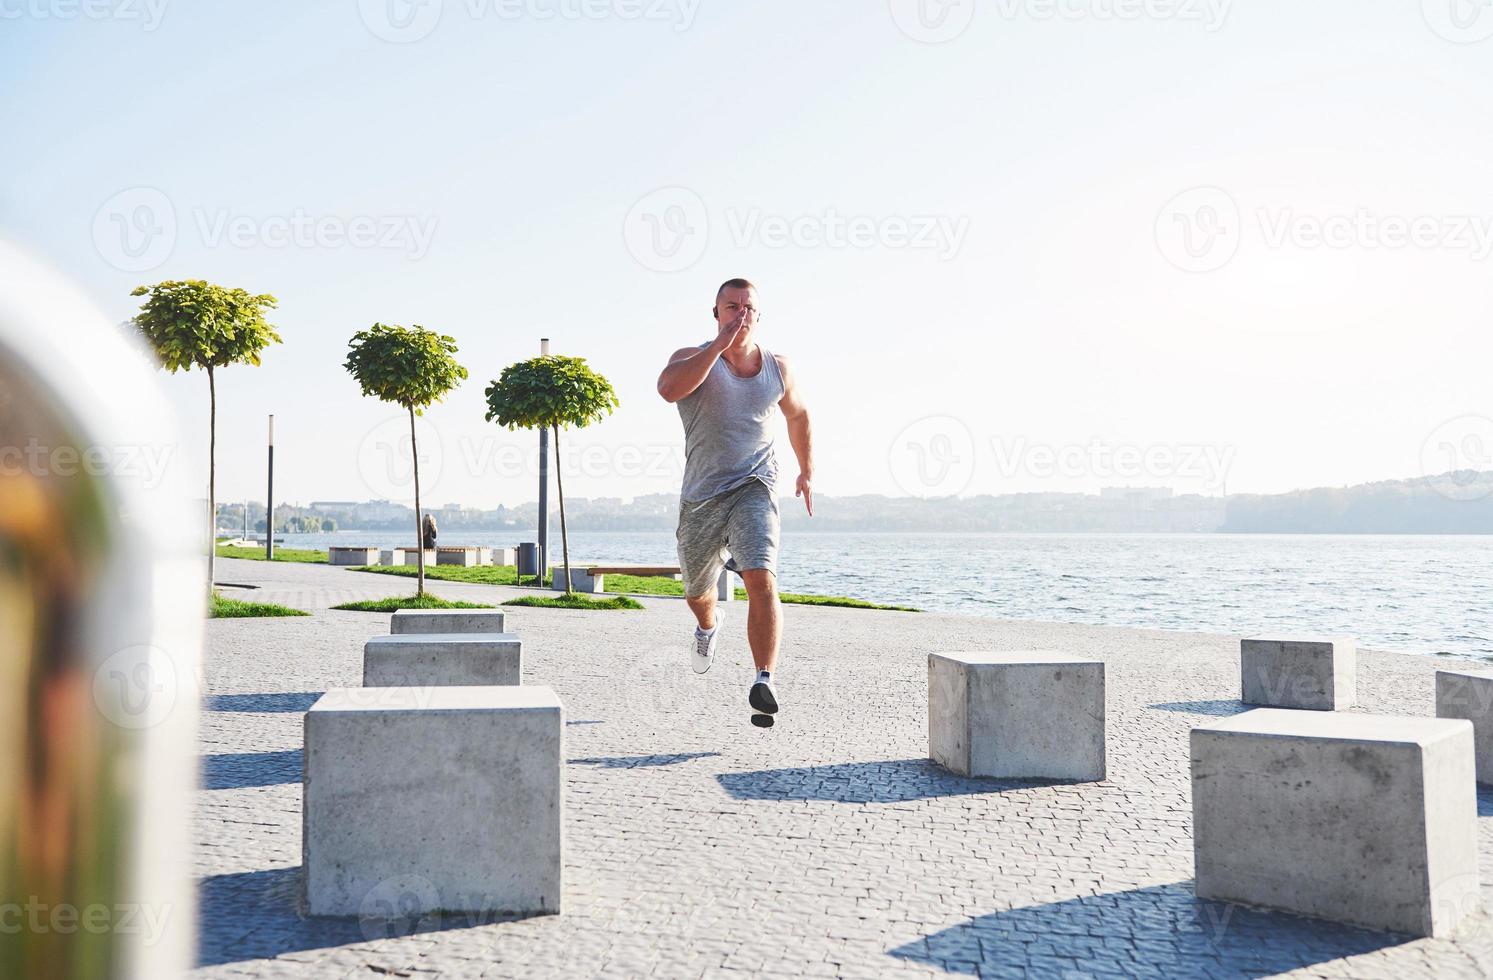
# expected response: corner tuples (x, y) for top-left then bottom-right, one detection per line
(657, 310), (747, 403)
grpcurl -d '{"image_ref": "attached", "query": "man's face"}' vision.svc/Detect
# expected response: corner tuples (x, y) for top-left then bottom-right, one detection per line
(714, 286), (759, 344)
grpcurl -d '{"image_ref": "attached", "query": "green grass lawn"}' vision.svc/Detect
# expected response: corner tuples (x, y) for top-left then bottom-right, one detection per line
(356, 564), (918, 611)
(210, 593), (310, 618)
(355, 564), (529, 585)
(503, 594), (644, 611)
(216, 544), (327, 563)
(331, 594), (497, 613)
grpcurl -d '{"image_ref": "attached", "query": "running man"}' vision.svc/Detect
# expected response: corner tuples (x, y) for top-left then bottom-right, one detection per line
(656, 278), (813, 721)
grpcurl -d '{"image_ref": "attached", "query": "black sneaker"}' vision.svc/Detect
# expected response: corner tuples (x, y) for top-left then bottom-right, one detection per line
(749, 676), (778, 715)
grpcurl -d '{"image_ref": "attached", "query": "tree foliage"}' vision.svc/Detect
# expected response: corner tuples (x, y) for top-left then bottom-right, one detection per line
(132, 279), (281, 601)
(344, 323), (467, 412)
(483, 355), (619, 431)
(345, 323), (466, 598)
(485, 354), (618, 594)
(131, 280), (280, 372)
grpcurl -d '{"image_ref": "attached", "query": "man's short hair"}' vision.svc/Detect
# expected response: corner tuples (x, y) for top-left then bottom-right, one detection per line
(716, 278), (756, 299)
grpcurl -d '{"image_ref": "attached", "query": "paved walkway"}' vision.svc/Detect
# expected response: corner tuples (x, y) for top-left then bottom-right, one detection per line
(196, 557), (1493, 978)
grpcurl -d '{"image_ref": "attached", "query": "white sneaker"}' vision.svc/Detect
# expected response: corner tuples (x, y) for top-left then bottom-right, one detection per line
(692, 615), (721, 674)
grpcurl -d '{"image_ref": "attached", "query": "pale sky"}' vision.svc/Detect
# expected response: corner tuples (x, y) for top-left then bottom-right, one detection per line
(4, 0), (1492, 510)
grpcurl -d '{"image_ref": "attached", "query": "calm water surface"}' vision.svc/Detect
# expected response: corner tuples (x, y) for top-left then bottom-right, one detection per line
(274, 531), (1493, 661)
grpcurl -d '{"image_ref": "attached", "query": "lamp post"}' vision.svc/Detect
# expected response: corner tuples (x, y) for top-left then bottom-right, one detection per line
(537, 337), (549, 582)
(266, 414), (275, 560)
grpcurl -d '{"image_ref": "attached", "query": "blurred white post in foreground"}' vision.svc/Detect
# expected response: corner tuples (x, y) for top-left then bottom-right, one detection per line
(0, 242), (204, 978)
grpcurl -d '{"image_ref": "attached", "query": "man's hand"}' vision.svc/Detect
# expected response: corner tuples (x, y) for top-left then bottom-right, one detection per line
(795, 471), (813, 516)
(713, 308), (750, 350)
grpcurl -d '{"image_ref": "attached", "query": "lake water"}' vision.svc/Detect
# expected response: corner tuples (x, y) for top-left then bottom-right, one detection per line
(271, 531), (1493, 661)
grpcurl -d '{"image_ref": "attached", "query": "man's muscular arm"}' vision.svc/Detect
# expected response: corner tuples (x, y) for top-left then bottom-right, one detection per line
(777, 354), (813, 517)
(656, 310), (748, 403)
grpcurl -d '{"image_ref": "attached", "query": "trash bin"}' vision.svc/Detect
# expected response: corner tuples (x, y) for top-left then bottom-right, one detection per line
(517, 542), (541, 580)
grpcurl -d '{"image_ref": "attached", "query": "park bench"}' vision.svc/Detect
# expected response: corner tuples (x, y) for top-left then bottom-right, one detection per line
(1192, 708), (1478, 937)
(435, 546), (493, 566)
(549, 563), (733, 601)
(328, 546), (379, 566)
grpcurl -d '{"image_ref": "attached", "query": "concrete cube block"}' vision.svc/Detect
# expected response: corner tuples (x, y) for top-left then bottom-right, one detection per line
(436, 547), (489, 566)
(403, 549), (436, 567)
(1436, 670), (1493, 784)
(1192, 708), (1478, 937)
(378, 548), (405, 567)
(303, 686), (563, 916)
(329, 546), (379, 566)
(928, 652), (1105, 781)
(549, 567), (600, 592)
(390, 609), (507, 635)
(1241, 637), (1355, 710)
(364, 633), (521, 687)
(491, 547), (516, 567)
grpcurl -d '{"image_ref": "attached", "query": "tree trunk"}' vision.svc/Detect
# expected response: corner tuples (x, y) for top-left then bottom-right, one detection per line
(207, 365), (216, 600)
(410, 407), (425, 598)
(554, 424), (572, 595)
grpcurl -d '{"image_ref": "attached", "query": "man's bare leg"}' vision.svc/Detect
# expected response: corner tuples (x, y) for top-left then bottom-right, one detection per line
(740, 568), (780, 674)
(685, 591), (717, 631)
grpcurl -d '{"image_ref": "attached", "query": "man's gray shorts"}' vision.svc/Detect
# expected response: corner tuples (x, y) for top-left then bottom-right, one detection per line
(675, 479), (780, 599)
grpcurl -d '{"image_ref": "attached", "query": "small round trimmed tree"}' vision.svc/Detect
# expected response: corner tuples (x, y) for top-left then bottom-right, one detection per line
(131, 280), (281, 597)
(484, 355), (619, 593)
(345, 323), (467, 597)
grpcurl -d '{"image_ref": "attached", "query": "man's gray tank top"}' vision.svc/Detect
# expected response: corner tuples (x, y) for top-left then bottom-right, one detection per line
(677, 342), (786, 503)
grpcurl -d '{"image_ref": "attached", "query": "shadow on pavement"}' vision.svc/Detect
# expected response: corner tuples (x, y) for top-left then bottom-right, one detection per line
(201, 749), (302, 790)
(717, 758), (1073, 803)
(889, 881), (1404, 978)
(205, 692), (323, 713)
(197, 867), (533, 968)
(571, 752), (721, 768)
(1150, 699), (1252, 717)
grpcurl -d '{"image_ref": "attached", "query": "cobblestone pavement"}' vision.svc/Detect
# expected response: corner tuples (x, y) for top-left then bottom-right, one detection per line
(195, 557), (1493, 978)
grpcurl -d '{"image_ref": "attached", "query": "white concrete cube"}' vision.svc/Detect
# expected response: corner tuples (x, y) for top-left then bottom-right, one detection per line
(549, 567), (600, 592)
(928, 652), (1105, 781)
(390, 609), (507, 635)
(363, 633), (521, 687)
(303, 686), (563, 917)
(1241, 637), (1355, 710)
(436, 547), (484, 567)
(378, 548), (405, 567)
(1192, 708), (1478, 937)
(1436, 670), (1493, 784)
(491, 547), (516, 567)
(328, 546), (379, 566)
(402, 549), (437, 567)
